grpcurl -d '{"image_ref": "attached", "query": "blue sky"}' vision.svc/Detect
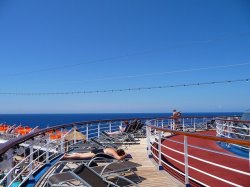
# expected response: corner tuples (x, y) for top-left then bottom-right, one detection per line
(0, 0), (250, 113)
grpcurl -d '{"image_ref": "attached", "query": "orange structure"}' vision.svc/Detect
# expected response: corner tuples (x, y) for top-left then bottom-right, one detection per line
(0, 124), (9, 133)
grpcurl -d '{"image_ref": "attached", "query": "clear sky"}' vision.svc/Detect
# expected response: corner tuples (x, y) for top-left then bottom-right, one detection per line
(0, 0), (250, 114)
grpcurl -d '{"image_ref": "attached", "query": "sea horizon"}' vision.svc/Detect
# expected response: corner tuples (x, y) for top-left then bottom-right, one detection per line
(0, 111), (243, 115)
(0, 112), (242, 128)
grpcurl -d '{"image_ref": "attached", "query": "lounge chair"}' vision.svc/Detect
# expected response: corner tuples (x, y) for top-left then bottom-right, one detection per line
(70, 140), (99, 148)
(132, 123), (146, 138)
(48, 162), (140, 187)
(87, 153), (133, 166)
(103, 120), (145, 141)
(48, 164), (114, 187)
(90, 138), (119, 149)
(59, 152), (117, 164)
(59, 152), (132, 166)
(101, 131), (139, 143)
(91, 160), (141, 179)
(68, 138), (118, 153)
(100, 128), (142, 144)
(68, 147), (97, 153)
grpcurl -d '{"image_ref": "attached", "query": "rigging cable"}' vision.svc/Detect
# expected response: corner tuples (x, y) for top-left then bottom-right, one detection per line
(0, 78), (249, 96)
(61, 62), (250, 83)
(3, 31), (250, 77)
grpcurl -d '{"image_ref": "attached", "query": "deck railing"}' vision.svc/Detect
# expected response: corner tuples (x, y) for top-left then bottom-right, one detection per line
(146, 122), (250, 187)
(0, 116), (247, 187)
(146, 116), (216, 132)
(216, 118), (250, 140)
(0, 118), (151, 187)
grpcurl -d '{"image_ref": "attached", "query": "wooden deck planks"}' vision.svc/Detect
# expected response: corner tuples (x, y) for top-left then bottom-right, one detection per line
(36, 138), (183, 187)
(123, 138), (183, 187)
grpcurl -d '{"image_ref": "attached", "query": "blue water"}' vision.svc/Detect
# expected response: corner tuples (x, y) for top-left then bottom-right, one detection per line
(217, 142), (248, 158)
(0, 112), (241, 128)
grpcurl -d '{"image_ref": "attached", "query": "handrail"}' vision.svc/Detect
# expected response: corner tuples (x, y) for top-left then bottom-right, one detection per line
(0, 116), (243, 155)
(0, 115), (248, 187)
(0, 124), (69, 155)
(147, 125), (250, 187)
(149, 126), (250, 146)
(0, 117), (154, 155)
(216, 118), (250, 124)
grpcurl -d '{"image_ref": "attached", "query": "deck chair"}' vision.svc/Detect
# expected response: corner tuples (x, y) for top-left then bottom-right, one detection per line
(101, 126), (142, 143)
(109, 120), (144, 140)
(91, 160), (142, 186)
(59, 152), (116, 163)
(68, 147), (97, 153)
(48, 164), (114, 187)
(123, 122), (137, 133)
(101, 131), (139, 143)
(87, 153), (133, 166)
(69, 138), (118, 153)
(92, 160), (141, 177)
(59, 152), (132, 166)
(48, 162), (139, 187)
(118, 121), (144, 139)
(70, 140), (99, 148)
(100, 120), (140, 140)
(131, 122), (146, 138)
(90, 138), (119, 149)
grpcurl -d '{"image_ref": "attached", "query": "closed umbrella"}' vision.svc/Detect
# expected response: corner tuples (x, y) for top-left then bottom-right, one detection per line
(64, 130), (86, 141)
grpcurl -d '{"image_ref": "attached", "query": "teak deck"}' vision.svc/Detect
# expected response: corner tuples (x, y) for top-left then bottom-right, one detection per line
(37, 138), (183, 187)
(123, 138), (183, 187)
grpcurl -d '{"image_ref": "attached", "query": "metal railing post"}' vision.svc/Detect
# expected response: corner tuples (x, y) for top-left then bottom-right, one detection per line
(98, 123), (100, 137)
(158, 130), (163, 170)
(161, 120), (164, 128)
(183, 118), (185, 131)
(228, 122), (231, 137)
(109, 122), (112, 133)
(146, 126), (152, 158)
(46, 137), (49, 164)
(6, 148), (13, 186)
(222, 120), (225, 137)
(86, 124), (89, 140)
(184, 136), (190, 186)
(29, 139), (34, 180)
(60, 128), (64, 153)
(120, 121), (123, 131)
(73, 125), (76, 144)
(194, 118), (196, 131)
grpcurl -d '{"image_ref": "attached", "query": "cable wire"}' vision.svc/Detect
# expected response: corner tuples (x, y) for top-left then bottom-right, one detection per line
(0, 78), (249, 96)
(62, 62), (250, 83)
(3, 31), (250, 77)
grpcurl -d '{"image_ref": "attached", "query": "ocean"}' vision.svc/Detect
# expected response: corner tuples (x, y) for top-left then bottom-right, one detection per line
(0, 112), (241, 128)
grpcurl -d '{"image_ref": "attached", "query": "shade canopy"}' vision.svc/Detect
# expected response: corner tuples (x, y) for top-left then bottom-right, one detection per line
(65, 130), (86, 141)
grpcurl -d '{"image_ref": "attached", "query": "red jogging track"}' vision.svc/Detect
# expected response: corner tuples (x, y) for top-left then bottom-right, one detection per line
(152, 131), (250, 187)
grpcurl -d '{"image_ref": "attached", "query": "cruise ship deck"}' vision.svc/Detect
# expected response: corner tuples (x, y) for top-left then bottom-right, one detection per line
(113, 138), (182, 187)
(0, 116), (249, 187)
(35, 137), (183, 187)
